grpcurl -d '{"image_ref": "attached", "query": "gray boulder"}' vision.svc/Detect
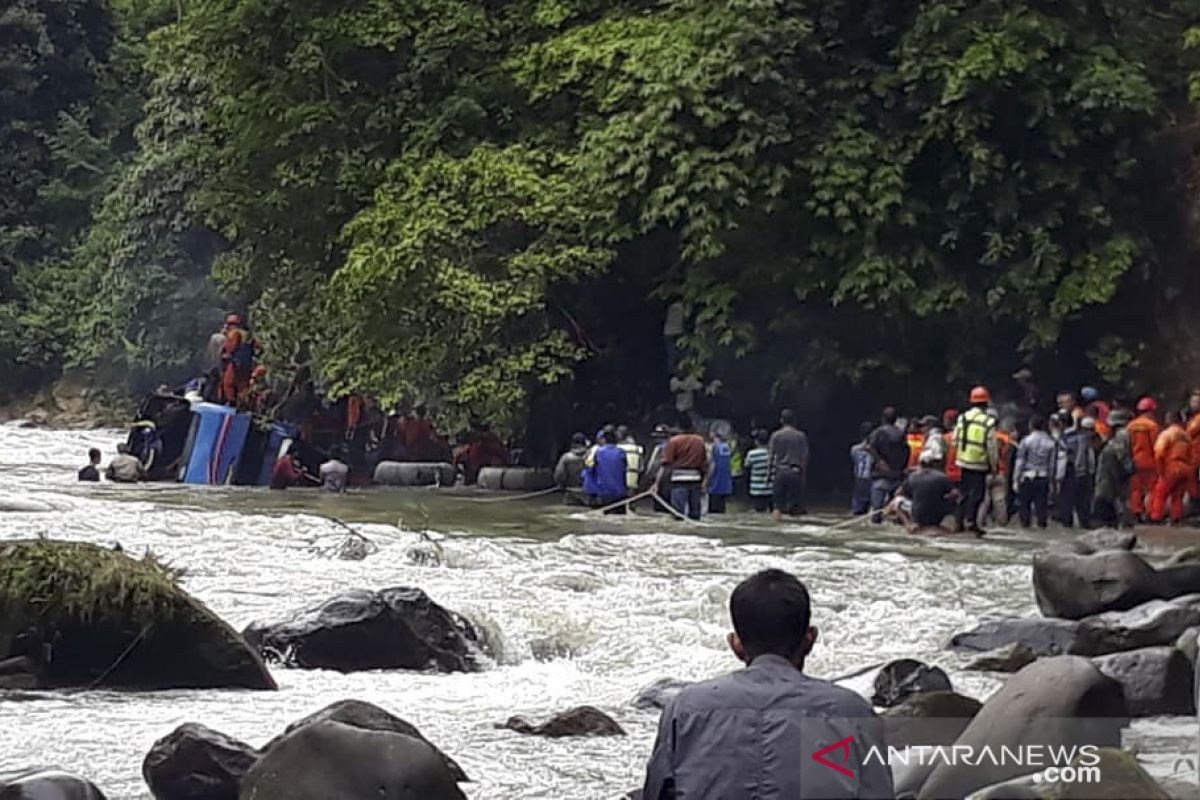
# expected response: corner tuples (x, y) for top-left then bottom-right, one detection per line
(1092, 647), (1196, 717)
(143, 723), (258, 800)
(965, 644), (1038, 673)
(0, 772), (106, 800)
(872, 659), (951, 707)
(1073, 596), (1200, 656)
(1056, 748), (1169, 799)
(947, 617), (1080, 657)
(911, 656), (1127, 800)
(263, 700), (467, 783)
(239, 721), (464, 800)
(243, 588), (482, 673)
(500, 706), (625, 738)
(1032, 550), (1162, 620)
(632, 678), (691, 711)
(1175, 626), (1199, 667)
(882, 691), (982, 748)
(1074, 530), (1137, 552)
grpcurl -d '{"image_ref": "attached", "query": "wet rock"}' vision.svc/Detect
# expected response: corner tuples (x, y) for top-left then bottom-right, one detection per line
(881, 691), (982, 748)
(263, 700), (467, 783)
(908, 656), (1127, 800)
(143, 723), (259, 800)
(0, 771), (107, 799)
(238, 720), (464, 800)
(1074, 529), (1138, 552)
(1073, 596), (1200, 656)
(632, 678), (692, 710)
(871, 658), (951, 707)
(1175, 626), (1199, 667)
(947, 617), (1080, 657)
(244, 587), (481, 673)
(528, 635), (578, 662)
(1165, 546), (1200, 567)
(0, 540), (274, 690)
(1092, 647), (1196, 717)
(0, 656), (42, 690)
(1056, 748), (1169, 799)
(965, 643), (1037, 673)
(1033, 550), (1162, 619)
(500, 706), (625, 738)
(1160, 777), (1200, 800)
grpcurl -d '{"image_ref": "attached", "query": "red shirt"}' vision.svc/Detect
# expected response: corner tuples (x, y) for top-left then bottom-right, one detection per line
(270, 456), (304, 490)
(662, 434), (708, 470)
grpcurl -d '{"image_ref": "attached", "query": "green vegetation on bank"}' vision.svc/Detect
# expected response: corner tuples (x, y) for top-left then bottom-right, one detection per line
(5, 0), (1200, 434)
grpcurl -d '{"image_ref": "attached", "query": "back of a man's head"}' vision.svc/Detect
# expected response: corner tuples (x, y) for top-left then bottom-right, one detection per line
(780, 409), (796, 427)
(881, 406), (898, 426)
(730, 569), (812, 662)
(677, 412), (694, 433)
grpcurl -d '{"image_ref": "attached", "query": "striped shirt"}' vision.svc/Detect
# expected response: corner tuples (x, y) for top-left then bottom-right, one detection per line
(745, 447), (771, 496)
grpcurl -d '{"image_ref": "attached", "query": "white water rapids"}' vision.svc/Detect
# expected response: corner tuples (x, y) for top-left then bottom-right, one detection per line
(0, 425), (1191, 798)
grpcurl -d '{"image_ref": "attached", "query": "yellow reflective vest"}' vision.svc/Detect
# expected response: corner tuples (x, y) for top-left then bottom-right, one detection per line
(955, 407), (997, 472)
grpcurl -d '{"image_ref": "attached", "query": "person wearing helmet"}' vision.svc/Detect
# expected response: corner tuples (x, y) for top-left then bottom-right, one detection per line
(953, 386), (999, 534)
(1150, 410), (1192, 524)
(1093, 409), (1134, 527)
(219, 313), (258, 406)
(1081, 386), (1109, 423)
(1126, 396), (1161, 521)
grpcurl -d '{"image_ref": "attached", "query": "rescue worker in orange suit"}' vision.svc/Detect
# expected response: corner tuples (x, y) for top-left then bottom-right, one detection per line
(906, 420), (925, 472)
(219, 314), (256, 406)
(942, 409), (961, 486)
(1187, 390), (1200, 512)
(1151, 411), (1192, 524)
(1126, 396), (1161, 521)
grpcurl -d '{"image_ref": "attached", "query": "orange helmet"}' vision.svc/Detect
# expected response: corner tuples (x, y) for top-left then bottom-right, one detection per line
(1136, 396), (1157, 413)
(969, 386), (991, 404)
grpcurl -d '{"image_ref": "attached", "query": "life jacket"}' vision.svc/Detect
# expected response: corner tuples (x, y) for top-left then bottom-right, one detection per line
(1155, 425), (1191, 473)
(1188, 413), (1200, 467)
(943, 431), (961, 482)
(231, 334), (256, 369)
(995, 430), (1014, 476)
(1126, 414), (1161, 471)
(1094, 419), (1113, 441)
(955, 407), (996, 471)
(906, 433), (924, 470)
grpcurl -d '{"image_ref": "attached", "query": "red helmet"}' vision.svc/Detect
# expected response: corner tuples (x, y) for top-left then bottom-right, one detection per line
(969, 386), (991, 404)
(1136, 396), (1157, 413)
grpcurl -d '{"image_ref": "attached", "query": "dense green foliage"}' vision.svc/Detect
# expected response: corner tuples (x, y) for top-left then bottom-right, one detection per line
(5, 0), (1200, 435)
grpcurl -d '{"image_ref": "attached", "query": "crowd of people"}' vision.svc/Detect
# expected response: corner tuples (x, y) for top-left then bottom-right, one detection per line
(856, 383), (1200, 534)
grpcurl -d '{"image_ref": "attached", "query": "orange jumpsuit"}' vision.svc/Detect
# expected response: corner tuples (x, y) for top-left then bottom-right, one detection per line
(906, 433), (924, 471)
(1126, 414), (1161, 517)
(944, 431), (961, 483)
(1151, 424), (1192, 522)
(1187, 412), (1200, 502)
(220, 327), (250, 404)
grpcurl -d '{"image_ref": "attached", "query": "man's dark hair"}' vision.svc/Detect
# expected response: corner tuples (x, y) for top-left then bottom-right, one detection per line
(603, 424), (617, 441)
(88, 448), (101, 461)
(754, 430), (769, 446)
(571, 432), (586, 447)
(677, 412), (694, 432)
(1057, 390), (1075, 401)
(730, 569), (812, 660)
(1030, 414), (1047, 431)
(780, 409), (796, 427)
(881, 406), (898, 425)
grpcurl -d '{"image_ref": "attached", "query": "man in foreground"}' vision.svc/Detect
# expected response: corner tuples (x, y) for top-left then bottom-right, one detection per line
(641, 569), (892, 799)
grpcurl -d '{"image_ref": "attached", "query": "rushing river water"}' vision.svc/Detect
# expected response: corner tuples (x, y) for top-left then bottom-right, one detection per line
(0, 425), (1193, 798)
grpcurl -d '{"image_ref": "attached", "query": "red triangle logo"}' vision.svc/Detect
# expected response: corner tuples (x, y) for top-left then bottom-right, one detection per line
(812, 735), (856, 778)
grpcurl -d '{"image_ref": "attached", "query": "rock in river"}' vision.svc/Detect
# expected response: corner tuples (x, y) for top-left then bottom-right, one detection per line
(965, 643), (1038, 673)
(1033, 548), (1200, 620)
(1092, 647), (1196, 717)
(243, 587), (482, 673)
(239, 721), (465, 800)
(143, 723), (259, 800)
(500, 706), (625, 738)
(881, 690), (982, 748)
(0, 771), (107, 799)
(947, 617), (1081, 657)
(901, 656), (1127, 800)
(871, 658), (951, 707)
(263, 699), (467, 783)
(0, 540), (274, 690)
(1073, 596), (1200, 656)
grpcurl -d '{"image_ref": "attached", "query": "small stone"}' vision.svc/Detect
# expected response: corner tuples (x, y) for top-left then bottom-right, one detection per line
(965, 643), (1037, 673)
(499, 706), (625, 738)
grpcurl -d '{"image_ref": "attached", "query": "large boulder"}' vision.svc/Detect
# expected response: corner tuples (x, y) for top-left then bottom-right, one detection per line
(500, 706), (625, 738)
(1073, 596), (1200, 656)
(1074, 530), (1138, 552)
(0, 771), (106, 800)
(238, 721), (464, 800)
(143, 723), (259, 800)
(910, 656), (1127, 800)
(243, 588), (482, 673)
(965, 644), (1037, 673)
(0, 540), (274, 690)
(871, 659), (952, 707)
(1092, 647), (1196, 717)
(263, 700), (467, 783)
(1032, 550), (1162, 619)
(1056, 748), (1169, 799)
(947, 617), (1080, 657)
(632, 678), (691, 711)
(882, 691), (982, 748)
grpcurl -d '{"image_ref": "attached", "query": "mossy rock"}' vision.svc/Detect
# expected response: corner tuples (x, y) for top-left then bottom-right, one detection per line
(0, 539), (275, 690)
(1051, 748), (1169, 800)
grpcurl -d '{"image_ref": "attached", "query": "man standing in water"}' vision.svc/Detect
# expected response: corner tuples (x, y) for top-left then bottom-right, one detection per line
(641, 569), (892, 799)
(657, 414), (709, 520)
(867, 406), (909, 523)
(769, 409), (809, 519)
(954, 386), (998, 534)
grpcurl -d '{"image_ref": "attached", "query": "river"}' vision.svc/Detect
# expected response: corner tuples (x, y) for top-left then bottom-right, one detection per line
(0, 425), (1192, 798)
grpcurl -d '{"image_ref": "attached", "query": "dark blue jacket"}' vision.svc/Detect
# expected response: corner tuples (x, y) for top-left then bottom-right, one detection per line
(709, 441), (734, 496)
(586, 444), (628, 499)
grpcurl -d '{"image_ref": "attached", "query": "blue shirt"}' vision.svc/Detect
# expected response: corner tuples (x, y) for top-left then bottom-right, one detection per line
(708, 441), (734, 496)
(850, 442), (873, 480)
(745, 447), (771, 496)
(585, 444), (628, 499)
